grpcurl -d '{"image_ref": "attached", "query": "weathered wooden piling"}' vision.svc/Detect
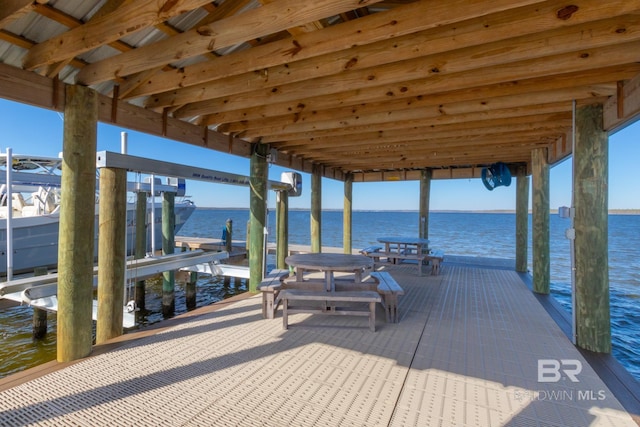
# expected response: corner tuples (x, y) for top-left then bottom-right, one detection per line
(311, 164), (322, 253)
(32, 267), (48, 339)
(162, 191), (175, 316)
(574, 103), (610, 353)
(96, 166), (127, 344)
(225, 218), (233, 254)
(515, 166), (530, 273)
(249, 143), (268, 292)
(276, 191), (288, 269)
(57, 84), (97, 362)
(532, 147), (550, 294)
(343, 174), (352, 254)
(134, 191), (147, 311)
(185, 271), (197, 310)
(419, 169), (431, 240)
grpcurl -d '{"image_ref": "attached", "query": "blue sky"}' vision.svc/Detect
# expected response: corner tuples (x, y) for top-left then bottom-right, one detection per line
(1, 98), (638, 211)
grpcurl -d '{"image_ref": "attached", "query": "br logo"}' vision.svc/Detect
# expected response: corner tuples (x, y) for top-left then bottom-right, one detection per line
(538, 359), (582, 383)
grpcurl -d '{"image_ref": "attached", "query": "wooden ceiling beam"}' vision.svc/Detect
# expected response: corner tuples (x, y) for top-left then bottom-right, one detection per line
(204, 64), (640, 126)
(74, 0), (387, 84)
(322, 147), (547, 171)
(149, 6), (640, 110)
(22, 0), (216, 70)
(296, 131), (562, 160)
(282, 127), (571, 157)
(115, 0), (254, 98)
(0, 0), (43, 28)
(255, 102), (576, 142)
(177, 39), (640, 120)
(604, 71), (640, 131)
(125, 0), (549, 99)
(273, 114), (572, 149)
(223, 85), (613, 137)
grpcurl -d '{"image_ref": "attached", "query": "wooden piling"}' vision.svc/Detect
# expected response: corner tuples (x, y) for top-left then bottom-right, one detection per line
(96, 166), (127, 344)
(57, 84), (97, 362)
(419, 169), (431, 240)
(311, 164), (322, 253)
(343, 174), (352, 254)
(515, 166), (530, 273)
(574, 103), (610, 353)
(186, 271), (197, 310)
(32, 267), (48, 339)
(249, 143), (268, 292)
(162, 191), (175, 316)
(531, 148), (550, 294)
(225, 218), (233, 254)
(134, 191), (147, 311)
(276, 191), (288, 269)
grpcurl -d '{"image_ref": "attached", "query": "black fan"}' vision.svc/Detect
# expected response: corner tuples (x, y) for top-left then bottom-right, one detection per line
(481, 162), (512, 191)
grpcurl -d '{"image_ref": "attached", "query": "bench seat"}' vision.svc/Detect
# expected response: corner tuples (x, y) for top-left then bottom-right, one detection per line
(359, 245), (383, 261)
(425, 250), (445, 275)
(257, 268), (290, 319)
(281, 289), (381, 332)
(364, 251), (425, 275)
(370, 271), (404, 323)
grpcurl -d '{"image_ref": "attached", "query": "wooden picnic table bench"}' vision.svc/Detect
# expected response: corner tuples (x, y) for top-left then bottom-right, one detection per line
(374, 236), (430, 275)
(257, 268), (290, 319)
(425, 250), (445, 275)
(359, 245), (383, 261)
(280, 289), (381, 332)
(370, 271), (404, 323)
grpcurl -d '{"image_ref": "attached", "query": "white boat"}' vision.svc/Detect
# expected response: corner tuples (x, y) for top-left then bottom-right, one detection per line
(0, 154), (196, 276)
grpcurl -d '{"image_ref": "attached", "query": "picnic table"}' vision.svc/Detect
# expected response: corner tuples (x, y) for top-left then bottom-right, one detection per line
(285, 253), (373, 291)
(282, 253), (379, 330)
(375, 236), (430, 275)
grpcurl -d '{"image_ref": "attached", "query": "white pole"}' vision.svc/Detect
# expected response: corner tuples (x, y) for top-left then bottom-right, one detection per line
(5, 148), (13, 281)
(120, 132), (128, 304)
(150, 174), (156, 256)
(120, 131), (127, 155)
(570, 100), (577, 345)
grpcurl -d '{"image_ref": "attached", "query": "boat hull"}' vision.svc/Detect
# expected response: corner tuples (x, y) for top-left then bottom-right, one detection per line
(0, 203), (196, 275)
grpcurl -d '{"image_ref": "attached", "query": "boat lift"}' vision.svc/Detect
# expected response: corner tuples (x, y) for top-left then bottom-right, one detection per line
(0, 250), (229, 328)
(1, 151), (299, 327)
(95, 150), (301, 281)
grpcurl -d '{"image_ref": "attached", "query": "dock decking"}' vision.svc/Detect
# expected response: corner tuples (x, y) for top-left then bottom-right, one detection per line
(0, 257), (637, 426)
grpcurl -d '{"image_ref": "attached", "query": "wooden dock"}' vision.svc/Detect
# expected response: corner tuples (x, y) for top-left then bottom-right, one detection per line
(0, 257), (638, 426)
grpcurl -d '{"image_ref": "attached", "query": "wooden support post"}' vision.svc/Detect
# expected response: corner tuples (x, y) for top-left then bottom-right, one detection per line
(311, 164), (322, 253)
(531, 148), (550, 294)
(249, 143), (268, 292)
(96, 167), (127, 344)
(276, 190), (289, 269)
(225, 218), (233, 254)
(515, 166), (530, 273)
(343, 173), (352, 254)
(134, 191), (147, 311)
(57, 84), (97, 362)
(186, 271), (197, 310)
(574, 104), (610, 353)
(162, 191), (175, 317)
(419, 169), (432, 240)
(32, 266), (48, 339)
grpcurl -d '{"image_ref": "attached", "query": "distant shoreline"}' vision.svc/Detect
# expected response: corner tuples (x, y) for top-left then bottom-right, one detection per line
(195, 207), (640, 215)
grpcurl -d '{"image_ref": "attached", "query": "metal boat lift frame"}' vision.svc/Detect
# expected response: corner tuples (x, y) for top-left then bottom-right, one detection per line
(2, 151), (295, 327)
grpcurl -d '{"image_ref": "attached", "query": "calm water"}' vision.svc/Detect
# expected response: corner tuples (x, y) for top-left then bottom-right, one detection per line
(1, 209), (639, 382)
